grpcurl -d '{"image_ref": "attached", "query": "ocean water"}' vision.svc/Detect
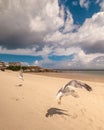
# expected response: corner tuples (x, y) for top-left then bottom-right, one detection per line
(61, 70), (104, 78)
(79, 70), (104, 76)
(0, 53), (43, 65)
(62, 70), (104, 75)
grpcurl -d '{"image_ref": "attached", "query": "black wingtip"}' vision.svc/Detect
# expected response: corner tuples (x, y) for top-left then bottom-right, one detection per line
(84, 84), (92, 91)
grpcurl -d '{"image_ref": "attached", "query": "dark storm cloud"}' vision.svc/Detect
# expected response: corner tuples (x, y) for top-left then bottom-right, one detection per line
(0, 28), (46, 50)
(0, 29), (46, 50)
(0, 0), (49, 50)
(79, 40), (104, 54)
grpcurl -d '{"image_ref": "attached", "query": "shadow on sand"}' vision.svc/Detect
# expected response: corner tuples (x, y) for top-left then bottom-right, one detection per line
(45, 107), (69, 118)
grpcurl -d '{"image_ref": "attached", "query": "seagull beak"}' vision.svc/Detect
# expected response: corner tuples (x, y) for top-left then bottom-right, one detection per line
(57, 99), (61, 105)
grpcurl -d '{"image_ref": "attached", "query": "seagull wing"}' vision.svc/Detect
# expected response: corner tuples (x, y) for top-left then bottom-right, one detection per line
(56, 80), (92, 104)
(79, 82), (92, 91)
(69, 80), (92, 91)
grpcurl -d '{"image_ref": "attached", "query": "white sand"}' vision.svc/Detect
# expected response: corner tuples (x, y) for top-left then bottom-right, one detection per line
(0, 70), (104, 130)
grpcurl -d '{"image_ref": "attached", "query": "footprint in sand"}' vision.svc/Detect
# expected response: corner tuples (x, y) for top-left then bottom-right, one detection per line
(88, 118), (93, 122)
(71, 113), (78, 119)
(97, 126), (104, 130)
(16, 84), (23, 87)
(80, 108), (86, 115)
(11, 97), (20, 101)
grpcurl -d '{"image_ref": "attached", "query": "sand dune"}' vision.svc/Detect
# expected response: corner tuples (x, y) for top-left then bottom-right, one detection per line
(0, 70), (104, 130)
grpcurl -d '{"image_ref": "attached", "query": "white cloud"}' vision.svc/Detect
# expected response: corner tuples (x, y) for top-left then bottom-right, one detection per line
(100, 0), (104, 11)
(51, 47), (80, 56)
(0, 0), (62, 49)
(42, 10), (104, 69)
(29, 0), (64, 33)
(0, 47), (36, 55)
(38, 55), (104, 69)
(34, 60), (39, 66)
(96, 0), (100, 4)
(74, 50), (104, 64)
(79, 0), (90, 9)
(0, 45), (53, 56)
(29, 16), (47, 32)
(44, 11), (104, 53)
(37, 46), (104, 69)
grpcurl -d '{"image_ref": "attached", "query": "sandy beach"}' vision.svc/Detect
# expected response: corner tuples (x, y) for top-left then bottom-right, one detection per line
(0, 70), (104, 130)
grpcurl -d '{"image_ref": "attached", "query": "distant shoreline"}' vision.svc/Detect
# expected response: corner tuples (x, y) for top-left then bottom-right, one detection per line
(27, 70), (104, 83)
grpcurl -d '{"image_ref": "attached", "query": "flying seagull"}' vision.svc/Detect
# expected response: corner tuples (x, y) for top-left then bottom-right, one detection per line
(56, 80), (92, 104)
(18, 68), (24, 81)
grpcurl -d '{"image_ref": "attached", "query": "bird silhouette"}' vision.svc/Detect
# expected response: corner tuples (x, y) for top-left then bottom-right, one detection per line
(56, 80), (92, 104)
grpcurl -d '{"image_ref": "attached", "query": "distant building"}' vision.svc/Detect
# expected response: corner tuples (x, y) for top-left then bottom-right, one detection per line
(0, 61), (5, 67)
(8, 62), (21, 66)
(0, 61), (5, 71)
(23, 66), (41, 72)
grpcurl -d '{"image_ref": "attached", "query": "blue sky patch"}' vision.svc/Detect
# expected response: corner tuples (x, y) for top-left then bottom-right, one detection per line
(58, 0), (101, 25)
(49, 54), (74, 61)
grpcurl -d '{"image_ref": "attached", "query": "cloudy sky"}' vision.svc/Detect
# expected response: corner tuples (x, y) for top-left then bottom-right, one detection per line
(0, 0), (104, 69)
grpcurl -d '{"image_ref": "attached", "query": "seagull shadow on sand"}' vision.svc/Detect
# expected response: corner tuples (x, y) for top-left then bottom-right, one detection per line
(45, 107), (70, 118)
(15, 84), (23, 87)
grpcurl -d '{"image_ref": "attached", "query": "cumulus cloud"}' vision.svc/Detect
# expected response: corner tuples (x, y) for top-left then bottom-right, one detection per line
(38, 48), (104, 69)
(78, 12), (104, 53)
(0, 0), (62, 50)
(79, 0), (90, 9)
(0, 0), (77, 52)
(96, 0), (101, 4)
(44, 11), (104, 54)
(42, 9), (104, 69)
(100, 0), (104, 11)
